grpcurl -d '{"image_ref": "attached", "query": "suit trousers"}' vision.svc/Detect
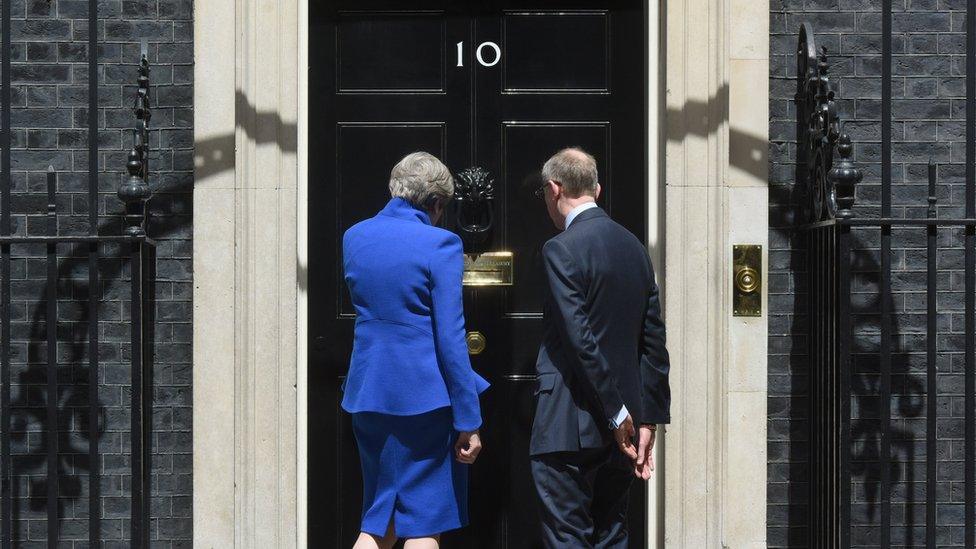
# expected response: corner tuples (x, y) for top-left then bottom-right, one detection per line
(530, 446), (634, 549)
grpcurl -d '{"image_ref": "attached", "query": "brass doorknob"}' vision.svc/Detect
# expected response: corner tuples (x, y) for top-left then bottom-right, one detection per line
(734, 266), (760, 294)
(466, 331), (486, 355)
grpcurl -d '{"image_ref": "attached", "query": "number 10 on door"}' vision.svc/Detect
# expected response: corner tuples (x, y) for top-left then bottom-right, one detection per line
(457, 41), (501, 67)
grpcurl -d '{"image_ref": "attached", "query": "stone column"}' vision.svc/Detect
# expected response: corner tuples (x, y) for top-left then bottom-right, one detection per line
(193, 0), (301, 546)
(664, 0), (768, 546)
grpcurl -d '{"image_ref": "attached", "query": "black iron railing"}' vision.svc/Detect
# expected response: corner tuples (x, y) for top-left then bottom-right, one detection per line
(797, 18), (976, 549)
(796, 25), (856, 546)
(0, 2), (156, 546)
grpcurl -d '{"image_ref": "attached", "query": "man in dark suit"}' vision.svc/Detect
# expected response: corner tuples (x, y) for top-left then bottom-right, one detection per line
(530, 147), (671, 548)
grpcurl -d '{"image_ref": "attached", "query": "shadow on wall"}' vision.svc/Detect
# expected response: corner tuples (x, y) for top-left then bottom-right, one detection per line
(7, 89), (297, 539)
(193, 91), (299, 183)
(848, 243), (925, 544)
(8, 214), (187, 533)
(665, 82), (769, 182)
(772, 196), (926, 545)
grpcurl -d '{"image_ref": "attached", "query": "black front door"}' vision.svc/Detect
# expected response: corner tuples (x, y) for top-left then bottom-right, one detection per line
(308, 2), (647, 546)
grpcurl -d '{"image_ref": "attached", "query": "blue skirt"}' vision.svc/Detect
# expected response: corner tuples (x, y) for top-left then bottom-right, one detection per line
(351, 407), (469, 538)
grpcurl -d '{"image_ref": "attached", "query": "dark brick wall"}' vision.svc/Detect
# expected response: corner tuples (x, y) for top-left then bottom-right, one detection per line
(770, 0), (972, 547)
(2, 0), (192, 545)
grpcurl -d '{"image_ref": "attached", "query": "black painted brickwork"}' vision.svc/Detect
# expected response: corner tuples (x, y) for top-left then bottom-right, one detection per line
(1, 0), (192, 545)
(770, 0), (973, 547)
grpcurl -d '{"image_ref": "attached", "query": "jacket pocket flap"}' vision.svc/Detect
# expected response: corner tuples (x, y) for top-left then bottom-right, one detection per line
(534, 373), (555, 394)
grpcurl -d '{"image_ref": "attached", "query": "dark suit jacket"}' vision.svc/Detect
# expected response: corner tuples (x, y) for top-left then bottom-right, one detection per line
(530, 206), (671, 456)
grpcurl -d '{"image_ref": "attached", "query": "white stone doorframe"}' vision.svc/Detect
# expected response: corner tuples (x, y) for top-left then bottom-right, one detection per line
(663, 0), (770, 546)
(191, 0), (769, 546)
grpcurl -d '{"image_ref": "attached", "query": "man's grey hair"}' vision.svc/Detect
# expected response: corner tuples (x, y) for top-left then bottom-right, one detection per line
(388, 152), (454, 206)
(541, 147), (599, 198)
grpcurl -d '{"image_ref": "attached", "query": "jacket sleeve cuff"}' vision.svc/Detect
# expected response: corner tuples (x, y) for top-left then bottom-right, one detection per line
(641, 408), (670, 425)
(451, 394), (484, 432)
(608, 404), (629, 430)
(453, 417), (482, 432)
(602, 391), (626, 426)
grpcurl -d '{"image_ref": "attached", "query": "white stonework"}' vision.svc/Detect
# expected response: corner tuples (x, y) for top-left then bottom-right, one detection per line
(665, 0), (769, 546)
(192, 0), (768, 546)
(193, 0), (300, 546)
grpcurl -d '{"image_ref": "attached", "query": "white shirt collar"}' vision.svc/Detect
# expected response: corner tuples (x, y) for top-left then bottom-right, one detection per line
(564, 202), (599, 230)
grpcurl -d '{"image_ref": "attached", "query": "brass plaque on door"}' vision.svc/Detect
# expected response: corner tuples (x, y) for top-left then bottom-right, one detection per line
(462, 252), (514, 286)
(733, 244), (762, 317)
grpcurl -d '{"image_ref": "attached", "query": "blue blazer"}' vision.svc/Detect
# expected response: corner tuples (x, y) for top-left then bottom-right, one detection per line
(341, 197), (489, 431)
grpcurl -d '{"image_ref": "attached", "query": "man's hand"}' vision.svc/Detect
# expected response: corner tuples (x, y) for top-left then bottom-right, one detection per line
(455, 431), (482, 464)
(634, 425), (656, 480)
(613, 415), (638, 459)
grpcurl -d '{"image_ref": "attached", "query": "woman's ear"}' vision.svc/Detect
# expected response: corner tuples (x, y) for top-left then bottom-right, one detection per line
(427, 197), (445, 225)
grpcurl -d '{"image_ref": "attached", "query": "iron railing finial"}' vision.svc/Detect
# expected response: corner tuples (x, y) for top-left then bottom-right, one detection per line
(119, 42), (152, 236)
(796, 24), (862, 223)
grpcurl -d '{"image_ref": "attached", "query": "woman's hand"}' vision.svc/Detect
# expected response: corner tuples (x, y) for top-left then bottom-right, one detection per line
(455, 431), (482, 464)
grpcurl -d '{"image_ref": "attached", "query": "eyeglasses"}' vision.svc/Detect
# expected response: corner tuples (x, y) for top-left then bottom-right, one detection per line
(534, 180), (560, 200)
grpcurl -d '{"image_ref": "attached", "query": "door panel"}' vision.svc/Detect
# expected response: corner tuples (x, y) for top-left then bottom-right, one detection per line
(309, 2), (647, 546)
(502, 11), (609, 92)
(337, 12), (447, 93)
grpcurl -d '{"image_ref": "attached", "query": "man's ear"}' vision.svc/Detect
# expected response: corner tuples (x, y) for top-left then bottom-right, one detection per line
(548, 179), (561, 198)
(594, 183), (602, 200)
